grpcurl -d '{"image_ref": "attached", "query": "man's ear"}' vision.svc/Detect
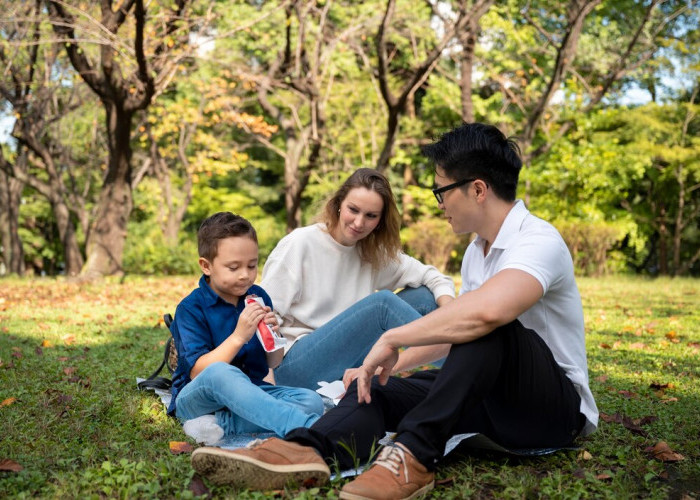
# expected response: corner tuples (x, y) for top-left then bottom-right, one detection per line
(199, 257), (212, 276)
(474, 179), (488, 199)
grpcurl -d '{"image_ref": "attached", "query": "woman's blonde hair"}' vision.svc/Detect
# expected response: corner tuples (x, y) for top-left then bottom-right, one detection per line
(322, 168), (401, 270)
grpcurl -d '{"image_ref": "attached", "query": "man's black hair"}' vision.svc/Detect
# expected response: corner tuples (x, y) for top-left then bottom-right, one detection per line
(422, 123), (522, 201)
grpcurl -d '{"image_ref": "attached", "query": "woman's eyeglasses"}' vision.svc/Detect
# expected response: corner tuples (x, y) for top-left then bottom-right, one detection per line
(432, 178), (476, 204)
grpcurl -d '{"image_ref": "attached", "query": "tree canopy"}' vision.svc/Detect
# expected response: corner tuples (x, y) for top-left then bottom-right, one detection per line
(1, 0), (698, 277)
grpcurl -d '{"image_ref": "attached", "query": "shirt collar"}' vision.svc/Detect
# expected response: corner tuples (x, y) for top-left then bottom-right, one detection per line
(475, 199), (529, 251)
(198, 274), (223, 307)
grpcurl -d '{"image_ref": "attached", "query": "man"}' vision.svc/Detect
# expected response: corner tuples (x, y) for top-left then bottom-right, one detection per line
(190, 123), (599, 500)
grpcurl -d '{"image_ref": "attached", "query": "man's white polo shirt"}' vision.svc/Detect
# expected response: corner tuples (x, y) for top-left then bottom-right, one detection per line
(460, 200), (598, 436)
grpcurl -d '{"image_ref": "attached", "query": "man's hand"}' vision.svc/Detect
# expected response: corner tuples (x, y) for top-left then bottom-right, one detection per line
(356, 337), (400, 404)
(342, 367), (361, 390)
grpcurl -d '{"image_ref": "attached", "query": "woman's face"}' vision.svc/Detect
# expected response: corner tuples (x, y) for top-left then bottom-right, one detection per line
(331, 187), (384, 246)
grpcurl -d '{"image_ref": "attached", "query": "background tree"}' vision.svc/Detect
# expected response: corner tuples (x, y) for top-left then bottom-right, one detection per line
(44, 0), (195, 277)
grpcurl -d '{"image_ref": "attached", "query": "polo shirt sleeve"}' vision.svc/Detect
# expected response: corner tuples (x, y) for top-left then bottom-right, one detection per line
(173, 300), (214, 377)
(499, 226), (570, 296)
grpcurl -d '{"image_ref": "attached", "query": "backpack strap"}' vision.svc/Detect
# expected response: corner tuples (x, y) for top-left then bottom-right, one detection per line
(137, 314), (175, 392)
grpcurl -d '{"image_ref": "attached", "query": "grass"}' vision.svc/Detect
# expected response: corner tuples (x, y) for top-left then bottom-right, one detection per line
(0, 275), (698, 499)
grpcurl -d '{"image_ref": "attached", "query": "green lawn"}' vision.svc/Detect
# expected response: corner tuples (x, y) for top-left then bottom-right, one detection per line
(1, 275), (698, 499)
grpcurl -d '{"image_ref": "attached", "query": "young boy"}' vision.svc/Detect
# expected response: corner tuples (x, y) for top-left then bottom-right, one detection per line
(167, 212), (324, 444)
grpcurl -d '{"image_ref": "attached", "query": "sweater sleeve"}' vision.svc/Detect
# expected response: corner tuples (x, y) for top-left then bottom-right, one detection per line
(375, 253), (455, 300)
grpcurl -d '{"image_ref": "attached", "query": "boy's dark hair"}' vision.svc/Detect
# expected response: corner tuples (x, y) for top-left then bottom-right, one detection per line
(197, 212), (257, 261)
(422, 123), (522, 201)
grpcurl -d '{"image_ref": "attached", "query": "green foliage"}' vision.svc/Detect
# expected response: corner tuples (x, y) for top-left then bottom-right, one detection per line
(401, 218), (465, 273)
(122, 221), (199, 275)
(555, 219), (630, 276)
(185, 179), (285, 262)
(16, 193), (63, 276)
(3, 0), (699, 278)
(525, 100), (700, 275)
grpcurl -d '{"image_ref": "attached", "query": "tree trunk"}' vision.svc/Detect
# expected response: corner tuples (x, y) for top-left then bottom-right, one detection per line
(459, 27), (477, 123)
(377, 109), (400, 173)
(53, 202), (83, 276)
(83, 104), (133, 277)
(0, 167), (25, 275)
(657, 204), (668, 275)
(284, 132), (306, 231)
(401, 163), (415, 224)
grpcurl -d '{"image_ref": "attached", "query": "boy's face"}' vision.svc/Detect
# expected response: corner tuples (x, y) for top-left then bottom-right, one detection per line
(199, 236), (258, 305)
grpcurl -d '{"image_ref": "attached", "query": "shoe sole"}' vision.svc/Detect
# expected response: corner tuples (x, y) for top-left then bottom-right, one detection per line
(338, 480), (435, 500)
(191, 447), (330, 489)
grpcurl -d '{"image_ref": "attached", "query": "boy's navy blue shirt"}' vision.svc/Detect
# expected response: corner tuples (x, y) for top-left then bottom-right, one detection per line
(167, 275), (272, 415)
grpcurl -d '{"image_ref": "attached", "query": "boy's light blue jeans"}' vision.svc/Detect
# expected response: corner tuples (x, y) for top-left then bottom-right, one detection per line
(175, 361), (324, 437)
(274, 286), (442, 390)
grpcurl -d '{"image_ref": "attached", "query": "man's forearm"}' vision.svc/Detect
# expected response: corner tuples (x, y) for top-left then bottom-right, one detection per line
(392, 344), (451, 374)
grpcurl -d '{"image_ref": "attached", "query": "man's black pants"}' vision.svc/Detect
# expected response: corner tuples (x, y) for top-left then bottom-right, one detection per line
(286, 320), (585, 470)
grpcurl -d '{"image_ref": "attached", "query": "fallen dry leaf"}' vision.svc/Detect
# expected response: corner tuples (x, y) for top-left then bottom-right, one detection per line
(188, 474), (209, 496)
(600, 413), (655, 436)
(618, 390), (638, 399)
(646, 441), (684, 462)
(596, 473), (613, 481)
(0, 459), (23, 472)
(169, 441), (193, 454)
(41, 339), (52, 347)
(600, 412), (623, 423)
(578, 450), (593, 460)
(1, 397), (17, 408)
(63, 335), (76, 345)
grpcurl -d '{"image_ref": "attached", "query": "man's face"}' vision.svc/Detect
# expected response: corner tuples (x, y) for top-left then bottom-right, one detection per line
(434, 166), (475, 235)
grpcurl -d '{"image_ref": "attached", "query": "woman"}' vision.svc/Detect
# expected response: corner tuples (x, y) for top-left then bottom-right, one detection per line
(260, 168), (454, 390)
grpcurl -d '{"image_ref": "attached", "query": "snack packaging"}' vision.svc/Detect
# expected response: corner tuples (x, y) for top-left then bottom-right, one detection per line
(244, 295), (287, 352)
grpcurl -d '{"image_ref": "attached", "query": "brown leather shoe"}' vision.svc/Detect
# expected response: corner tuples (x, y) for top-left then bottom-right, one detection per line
(340, 443), (435, 500)
(191, 437), (330, 489)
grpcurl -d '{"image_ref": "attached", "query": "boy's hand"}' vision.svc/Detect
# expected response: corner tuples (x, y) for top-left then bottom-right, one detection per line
(232, 302), (267, 344)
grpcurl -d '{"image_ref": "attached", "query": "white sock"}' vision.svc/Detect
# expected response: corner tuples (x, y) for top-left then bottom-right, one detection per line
(183, 414), (224, 445)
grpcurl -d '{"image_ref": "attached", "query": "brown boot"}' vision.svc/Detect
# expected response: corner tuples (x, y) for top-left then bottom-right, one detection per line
(340, 443), (435, 500)
(191, 437), (330, 490)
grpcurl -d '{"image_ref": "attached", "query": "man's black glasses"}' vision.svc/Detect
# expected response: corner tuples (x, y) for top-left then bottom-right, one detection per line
(432, 178), (476, 204)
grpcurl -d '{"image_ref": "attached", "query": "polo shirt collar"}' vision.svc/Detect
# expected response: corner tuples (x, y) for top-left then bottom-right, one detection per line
(475, 199), (528, 252)
(198, 274), (223, 307)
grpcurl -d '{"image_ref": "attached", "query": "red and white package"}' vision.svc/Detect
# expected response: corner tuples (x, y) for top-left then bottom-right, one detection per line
(244, 295), (287, 352)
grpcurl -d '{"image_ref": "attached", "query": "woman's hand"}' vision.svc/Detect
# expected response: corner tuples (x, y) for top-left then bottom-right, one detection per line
(262, 308), (279, 332)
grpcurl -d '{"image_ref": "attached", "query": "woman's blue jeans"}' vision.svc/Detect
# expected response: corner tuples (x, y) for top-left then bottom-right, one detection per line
(175, 361), (324, 437)
(274, 286), (440, 390)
